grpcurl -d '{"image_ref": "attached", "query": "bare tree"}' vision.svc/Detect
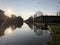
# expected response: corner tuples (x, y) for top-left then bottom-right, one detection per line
(57, 11), (60, 16)
(34, 11), (43, 18)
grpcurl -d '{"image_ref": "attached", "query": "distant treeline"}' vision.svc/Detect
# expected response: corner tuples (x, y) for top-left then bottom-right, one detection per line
(0, 9), (23, 26)
(25, 11), (60, 24)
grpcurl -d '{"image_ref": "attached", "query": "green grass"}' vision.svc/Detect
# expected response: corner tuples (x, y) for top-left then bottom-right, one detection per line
(48, 24), (60, 33)
(48, 24), (60, 45)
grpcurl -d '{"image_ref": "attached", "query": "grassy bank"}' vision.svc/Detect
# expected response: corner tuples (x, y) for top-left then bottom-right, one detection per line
(48, 24), (60, 45)
(48, 24), (60, 33)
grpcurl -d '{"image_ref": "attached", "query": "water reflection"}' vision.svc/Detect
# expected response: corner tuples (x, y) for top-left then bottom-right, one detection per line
(0, 21), (23, 36)
(0, 22), (50, 45)
(5, 27), (14, 35)
(25, 22), (49, 36)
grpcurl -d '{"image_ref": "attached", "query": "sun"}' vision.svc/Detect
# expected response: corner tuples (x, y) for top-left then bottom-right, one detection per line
(5, 27), (13, 35)
(5, 9), (13, 17)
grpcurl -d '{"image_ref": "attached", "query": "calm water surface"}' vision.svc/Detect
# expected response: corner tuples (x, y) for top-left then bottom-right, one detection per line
(0, 23), (50, 45)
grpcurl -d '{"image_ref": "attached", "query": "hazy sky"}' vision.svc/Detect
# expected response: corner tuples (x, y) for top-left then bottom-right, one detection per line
(0, 0), (60, 19)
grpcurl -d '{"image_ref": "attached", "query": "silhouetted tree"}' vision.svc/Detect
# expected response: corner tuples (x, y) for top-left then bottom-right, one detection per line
(0, 9), (9, 25)
(11, 14), (16, 19)
(57, 11), (60, 16)
(34, 11), (43, 18)
(12, 16), (23, 27)
(25, 16), (33, 23)
(0, 9), (24, 36)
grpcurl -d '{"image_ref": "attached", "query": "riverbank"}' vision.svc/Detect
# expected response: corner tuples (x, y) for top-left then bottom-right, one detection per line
(48, 24), (60, 45)
(48, 24), (60, 33)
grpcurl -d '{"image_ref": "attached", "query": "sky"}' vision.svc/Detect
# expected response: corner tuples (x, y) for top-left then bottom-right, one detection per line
(0, 0), (60, 20)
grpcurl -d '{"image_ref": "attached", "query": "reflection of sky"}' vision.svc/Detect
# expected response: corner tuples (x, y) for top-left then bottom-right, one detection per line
(0, 23), (50, 45)
(0, 0), (60, 19)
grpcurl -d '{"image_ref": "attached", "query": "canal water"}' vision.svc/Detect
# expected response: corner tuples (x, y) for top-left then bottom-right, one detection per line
(0, 23), (50, 45)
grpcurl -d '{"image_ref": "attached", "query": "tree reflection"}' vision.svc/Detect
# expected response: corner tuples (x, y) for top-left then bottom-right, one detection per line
(0, 21), (23, 36)
(33, 26), (44, 36)
(0, 9), (23, 36)
(25, 22), (48, 36)
(25, 21), (33, 29)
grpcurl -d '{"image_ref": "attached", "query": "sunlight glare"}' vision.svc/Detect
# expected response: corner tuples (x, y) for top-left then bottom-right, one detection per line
(5, 27), (13, 35)
(5, 9), (14, 17)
